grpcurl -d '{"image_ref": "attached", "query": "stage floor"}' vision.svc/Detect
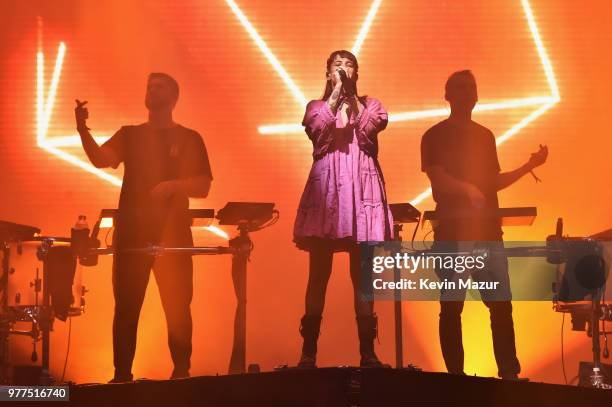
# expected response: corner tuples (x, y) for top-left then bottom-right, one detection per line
(15, 367), (610, 407)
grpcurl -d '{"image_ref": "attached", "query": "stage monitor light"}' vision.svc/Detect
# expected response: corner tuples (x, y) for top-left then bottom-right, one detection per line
(100, 217), (114, 229)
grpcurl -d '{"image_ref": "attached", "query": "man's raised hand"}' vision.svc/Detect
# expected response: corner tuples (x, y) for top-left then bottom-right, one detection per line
(528, 144), (548, 170)
(75, 99), (90, 130)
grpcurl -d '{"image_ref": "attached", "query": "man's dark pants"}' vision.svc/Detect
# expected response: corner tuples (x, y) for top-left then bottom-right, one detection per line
(112, 249), (193, 377)
(434, 240), (521, 378)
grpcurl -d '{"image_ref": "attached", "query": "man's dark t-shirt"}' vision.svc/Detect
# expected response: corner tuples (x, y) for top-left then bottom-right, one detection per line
(102, 123), (213, 248)
(421, 119), (502, 240)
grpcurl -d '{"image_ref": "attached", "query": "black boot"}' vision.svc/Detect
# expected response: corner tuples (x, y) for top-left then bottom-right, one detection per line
(108, 370), (133, 383)
(357, 314), (386, 368)
(170, 368), (190, 380)
(298, 315), (322, 368)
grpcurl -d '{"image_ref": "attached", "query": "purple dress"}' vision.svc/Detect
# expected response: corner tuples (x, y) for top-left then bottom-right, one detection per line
(293, 96), (394, 251)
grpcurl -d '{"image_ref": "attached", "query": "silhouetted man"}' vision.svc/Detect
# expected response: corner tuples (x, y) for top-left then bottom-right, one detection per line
(420, 70), (547, 380)
(75, 73), (213, 382)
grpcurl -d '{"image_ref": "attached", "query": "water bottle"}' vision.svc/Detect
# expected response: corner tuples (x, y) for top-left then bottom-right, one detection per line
(71, 215), (90, 258)
(74, 215), (89, 231)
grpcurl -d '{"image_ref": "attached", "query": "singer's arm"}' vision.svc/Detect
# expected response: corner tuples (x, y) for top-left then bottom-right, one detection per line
(356, 97), (388, 139)
(348, 95), (364, 115)
(302, 100), (337, 158)
(326, 82), (343, 113)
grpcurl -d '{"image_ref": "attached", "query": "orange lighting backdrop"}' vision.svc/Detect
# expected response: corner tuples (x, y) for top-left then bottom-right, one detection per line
(1, 0), (611, 385)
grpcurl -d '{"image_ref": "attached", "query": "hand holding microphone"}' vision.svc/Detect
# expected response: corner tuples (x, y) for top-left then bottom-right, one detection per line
(336, 68), (356, 97)
(327, 67), (357, 113)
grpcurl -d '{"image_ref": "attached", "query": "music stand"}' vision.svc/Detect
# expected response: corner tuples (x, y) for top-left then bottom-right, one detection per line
(389, 203), (421, 369)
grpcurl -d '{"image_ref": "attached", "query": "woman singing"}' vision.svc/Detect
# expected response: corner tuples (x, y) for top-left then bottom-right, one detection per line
(294, 50), (393, 368)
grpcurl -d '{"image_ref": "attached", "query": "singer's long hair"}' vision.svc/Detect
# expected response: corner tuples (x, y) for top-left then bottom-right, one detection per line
(321, 50), (360, 100)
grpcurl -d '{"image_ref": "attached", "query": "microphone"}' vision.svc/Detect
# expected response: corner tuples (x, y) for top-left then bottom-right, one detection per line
(337, 69), (355, 97)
